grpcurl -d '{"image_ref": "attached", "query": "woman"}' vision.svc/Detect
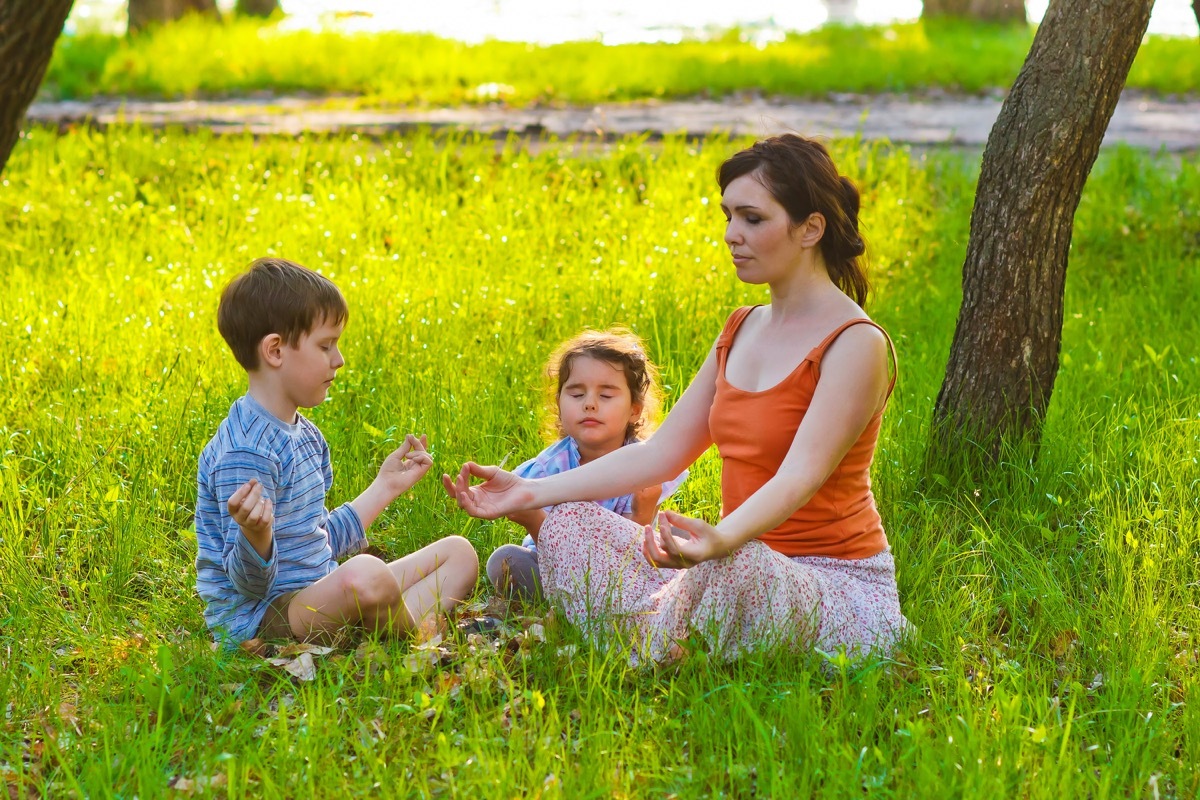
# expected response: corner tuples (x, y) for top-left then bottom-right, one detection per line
(444, 134), (907, 664)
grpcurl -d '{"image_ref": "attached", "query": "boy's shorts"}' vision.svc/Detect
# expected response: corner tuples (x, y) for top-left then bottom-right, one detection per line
(256, 590), (300, 641)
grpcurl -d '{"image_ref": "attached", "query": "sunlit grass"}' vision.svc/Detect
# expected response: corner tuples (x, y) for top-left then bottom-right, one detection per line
(42, 17), (1200, 105)
(0, 127), (1197, 796)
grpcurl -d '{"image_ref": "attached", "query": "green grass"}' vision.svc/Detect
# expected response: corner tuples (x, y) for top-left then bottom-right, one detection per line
(42, 17), (1200, 105)
(1, 127), (1198, 796)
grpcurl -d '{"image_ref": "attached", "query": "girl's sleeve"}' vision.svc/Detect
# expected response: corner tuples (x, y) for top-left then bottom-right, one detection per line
(512, 455), (546, 480)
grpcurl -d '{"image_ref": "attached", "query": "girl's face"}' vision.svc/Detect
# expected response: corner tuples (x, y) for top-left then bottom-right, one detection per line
(720, 172), (805, 285)
(557, 355), (642, 459)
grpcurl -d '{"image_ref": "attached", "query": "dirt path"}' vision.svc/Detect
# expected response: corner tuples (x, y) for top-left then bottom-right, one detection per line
(26, 92), (1200, 150)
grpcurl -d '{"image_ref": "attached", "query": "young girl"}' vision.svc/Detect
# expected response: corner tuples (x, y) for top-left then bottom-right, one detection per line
(486, 328), (688, 599)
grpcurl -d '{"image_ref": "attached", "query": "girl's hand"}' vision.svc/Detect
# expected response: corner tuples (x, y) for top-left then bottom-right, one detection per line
(506, 507), (547, 538)
(442, 462), (535, 520)
(629, 483), (663, 527)
(376, 434), (434, 497)
(642, 509), (728, 569)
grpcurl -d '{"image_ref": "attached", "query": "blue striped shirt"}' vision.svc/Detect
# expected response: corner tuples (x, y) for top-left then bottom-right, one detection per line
(195, 394), (365, 644)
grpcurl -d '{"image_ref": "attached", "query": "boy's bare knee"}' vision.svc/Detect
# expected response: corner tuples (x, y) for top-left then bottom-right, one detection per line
(340, 554), (401, 610)
(441, 535), (480, 578)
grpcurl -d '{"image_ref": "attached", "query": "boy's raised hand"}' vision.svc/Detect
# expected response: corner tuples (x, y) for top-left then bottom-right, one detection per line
(377, 434), (434, 497)
(228, 477), (274, 559)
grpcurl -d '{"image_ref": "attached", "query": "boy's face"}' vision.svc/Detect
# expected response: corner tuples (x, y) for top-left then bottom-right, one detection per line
(279, 317), (346, 409)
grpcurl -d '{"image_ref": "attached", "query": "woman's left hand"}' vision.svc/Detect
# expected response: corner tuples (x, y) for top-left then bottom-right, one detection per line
(642, 509), (729, 569)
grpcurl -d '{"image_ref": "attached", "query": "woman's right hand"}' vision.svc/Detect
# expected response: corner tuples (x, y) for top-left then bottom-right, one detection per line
(442, 462), (535, 519)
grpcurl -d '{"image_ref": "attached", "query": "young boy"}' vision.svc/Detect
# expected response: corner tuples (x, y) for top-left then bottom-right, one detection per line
(195, 257), (478, 647)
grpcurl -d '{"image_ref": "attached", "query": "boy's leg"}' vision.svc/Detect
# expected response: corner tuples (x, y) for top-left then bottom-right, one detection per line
(257, 590), (301, 641)
(485, 544), (542, 600)
(388, 535), (479, 631)
(283, 554), (404, 642)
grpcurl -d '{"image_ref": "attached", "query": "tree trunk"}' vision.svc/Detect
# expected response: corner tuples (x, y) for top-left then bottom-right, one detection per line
(235, 0), (280, 17)
(128, 0), (221, 34)
(923, 0), (1027, 23)
(0, 0), (75, 177)
(1193, 1), (1199, 37)
(932, 0), (1153, 460)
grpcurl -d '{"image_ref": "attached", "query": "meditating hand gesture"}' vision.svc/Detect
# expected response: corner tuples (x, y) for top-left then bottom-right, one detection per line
(442, 462), (536, 520)
(375, 434), (434, 498)
(228, 477), (275, 558)
(642, 509), (729, 569)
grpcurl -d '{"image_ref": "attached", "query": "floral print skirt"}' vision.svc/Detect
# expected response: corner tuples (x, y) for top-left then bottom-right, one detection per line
(538, 502), (908, 665)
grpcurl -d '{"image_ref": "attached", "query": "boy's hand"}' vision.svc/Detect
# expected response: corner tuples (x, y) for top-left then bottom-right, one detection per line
(629, 483), (663, 527)
(228, 478), (274, 559)
(376, 434), (433, 498)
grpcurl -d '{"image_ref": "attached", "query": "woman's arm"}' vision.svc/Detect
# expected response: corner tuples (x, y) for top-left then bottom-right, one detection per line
(645, 325), (891, 566)
(444, 345), (721, 519)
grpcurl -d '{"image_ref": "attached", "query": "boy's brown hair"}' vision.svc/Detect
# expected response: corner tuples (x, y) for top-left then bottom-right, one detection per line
(217, 257), (348, 371)
(543, 327), (663, 443)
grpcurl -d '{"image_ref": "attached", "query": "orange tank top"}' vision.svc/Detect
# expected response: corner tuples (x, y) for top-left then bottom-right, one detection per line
(708, 306), (896, 559)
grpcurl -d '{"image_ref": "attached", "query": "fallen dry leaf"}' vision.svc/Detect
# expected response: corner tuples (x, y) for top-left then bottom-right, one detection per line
(403, 649), (441, 675)
(239, 638), (270, 658)
(56, 703), (81, 736)
(1050, 630), (1079, 660)
(267, 652), (317, 682)
(276, 643), (334, 659)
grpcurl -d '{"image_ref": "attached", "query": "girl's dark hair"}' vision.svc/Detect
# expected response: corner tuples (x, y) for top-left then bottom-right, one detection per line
(717, 134), (869, 306)
(544, 328), (663, 443)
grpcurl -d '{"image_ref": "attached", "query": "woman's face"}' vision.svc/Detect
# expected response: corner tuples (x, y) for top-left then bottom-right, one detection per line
(720, 172), (804, 285)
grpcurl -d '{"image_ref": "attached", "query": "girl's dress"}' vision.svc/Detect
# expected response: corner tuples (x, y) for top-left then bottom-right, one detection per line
(537, 306), (908, 663)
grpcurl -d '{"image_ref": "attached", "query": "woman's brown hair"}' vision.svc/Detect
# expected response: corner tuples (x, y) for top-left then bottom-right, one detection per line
(718, 134), (869, 306)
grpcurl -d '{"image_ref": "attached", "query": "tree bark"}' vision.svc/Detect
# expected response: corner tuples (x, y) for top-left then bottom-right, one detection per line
(932, 0), (1153, 460)
(1193, 1), (1200, 37)
(235, 0), (280, 17)
(923, 0), (1027, 23)
(128, 0), (221, 34)
(0, 0), (75, 177)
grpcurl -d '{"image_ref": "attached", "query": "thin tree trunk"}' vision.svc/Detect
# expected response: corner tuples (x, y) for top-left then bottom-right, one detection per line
(0, 0), (75, 177)
(923, 0), (1027, 23)
(128, 0), (221, 35)
(932, 0), (1153, 459)
(235, 0), (280, 17)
